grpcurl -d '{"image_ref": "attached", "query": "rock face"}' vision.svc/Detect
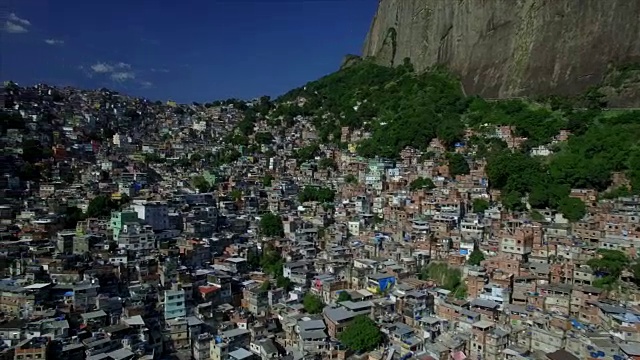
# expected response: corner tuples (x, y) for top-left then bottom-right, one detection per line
(363, 0), (640, 100)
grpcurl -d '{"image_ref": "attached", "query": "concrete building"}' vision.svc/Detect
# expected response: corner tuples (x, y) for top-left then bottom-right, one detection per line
(164, 289), (186, 320)
(117, 223), (156, 254)
(109, 210), (139, 240)
(14, 337), (48, 360)
(132, 200), (169, 231)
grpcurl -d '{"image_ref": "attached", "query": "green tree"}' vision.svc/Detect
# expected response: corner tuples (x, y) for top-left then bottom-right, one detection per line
(318, 158), (338, 170)
(276, 275), (292, 291)
(337, 291), (352, 302)
(410, 177), (436, 191)
(558, 197), (586, 222)
(601, 186), (632, 200)
(581, 87), (608, 110)
(631, 262), (640, 283)
(190, 153), (203, 163)
(344, 174), (358, 184)
(143, 152), (165, 164)
(295, 143), (320, 163)
(262, 174), (274, 187)
(447, 153), (470, 177)
(0, 111), (25, 133)
(260, 213), (284, 237)
(436, 121), (465, 149)
(502, 191), (526, 212)
(338, 315), (382, 353)
(86, 195), (115, 218)
(254, 132), (274, 144)
(63, 206), (86, 229)
(530, 210), (546, 222)
(472, 198), (490, 213)
(303, 293), (324, 314)
(17, 163), (40, 182)
(587, 249), (629, 288)
(247, 249), (261, 271)
(298, 186), (335, 203)
(230, 189), (243, 202)
(192, 175), (212, 193)
(260, 244), (284, 277)
(467, 248), (485, 266)
(453, 284), (468, 300)
(22, 139), (50, 163)
(260, 280), (271, 291)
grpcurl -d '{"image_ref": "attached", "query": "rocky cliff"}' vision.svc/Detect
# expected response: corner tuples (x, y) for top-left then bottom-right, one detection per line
(363, 0), (640, 100)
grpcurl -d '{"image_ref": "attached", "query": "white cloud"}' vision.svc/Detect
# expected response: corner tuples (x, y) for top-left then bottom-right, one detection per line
(4, 20), (28, 33)
(9, 13), (30, 26)
(150, 68), (169, 73)
(139, 81), (153, 88)
(111, 72), (135, 82)
(44, 39), (64, 45)
(4, 13), (31, 34)
(90, 62), (114, 73)
(90, 62), (131, 73)
(85, 61), (146, 84)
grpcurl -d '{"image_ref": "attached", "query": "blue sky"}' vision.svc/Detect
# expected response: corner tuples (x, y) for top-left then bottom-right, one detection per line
(1, 0), (378, 103)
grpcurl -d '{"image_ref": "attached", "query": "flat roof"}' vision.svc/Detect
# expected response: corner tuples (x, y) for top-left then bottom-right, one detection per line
(23, 283), (52, 290)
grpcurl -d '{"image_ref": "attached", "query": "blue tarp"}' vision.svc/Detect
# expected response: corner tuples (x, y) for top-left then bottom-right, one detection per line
(378, 277), (396, 292)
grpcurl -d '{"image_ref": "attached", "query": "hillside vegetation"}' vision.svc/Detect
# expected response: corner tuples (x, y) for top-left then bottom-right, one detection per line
(270, 59), (640, 211)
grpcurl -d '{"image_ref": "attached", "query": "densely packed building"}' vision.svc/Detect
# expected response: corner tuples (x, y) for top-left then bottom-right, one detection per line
(1, 83), (640, 360)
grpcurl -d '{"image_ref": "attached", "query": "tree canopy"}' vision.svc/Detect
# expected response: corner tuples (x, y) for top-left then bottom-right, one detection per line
(302, 293), (324, 314)
(467, 248), (485, 266)
(192, 175), (212, 193)
(298, 186), (335, 203)
(448, 153), (470, 177)
(587, 249), (629, 288)
(259, 213), (284, 237)
(338, 315), (383, 353)
(472, 199), (490, 214)
(337, 291), (352, 302)
(86, 195), (121, 218)
(410, 177), (435, 191)
(63, 206), (86, 229)
(318, 157), (338, 170)
(269, 60), (640, 201)
(262, 174), (274, 187)
(344, 174), (358, 184)
(277, 61), (468, 158)
(558, 197), (587, 222)
(257, 244), (292, 291)
(484, 110), (640, 209)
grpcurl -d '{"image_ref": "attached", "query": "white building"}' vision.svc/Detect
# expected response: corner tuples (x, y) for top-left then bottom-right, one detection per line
(530, 145), (553, 157)
(348, 221), (361, 236)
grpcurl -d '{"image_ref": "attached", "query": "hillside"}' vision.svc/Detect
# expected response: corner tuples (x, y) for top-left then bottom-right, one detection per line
(362, 0), (640, 104)
(270, 59), (640, 213)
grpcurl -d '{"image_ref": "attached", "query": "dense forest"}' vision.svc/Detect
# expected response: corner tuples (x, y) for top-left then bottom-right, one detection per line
(270, 58), (640, 214)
